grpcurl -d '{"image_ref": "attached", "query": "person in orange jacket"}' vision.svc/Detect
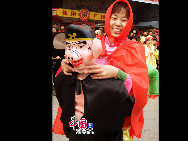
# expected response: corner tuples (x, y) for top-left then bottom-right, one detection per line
(53, 0), (149, 140)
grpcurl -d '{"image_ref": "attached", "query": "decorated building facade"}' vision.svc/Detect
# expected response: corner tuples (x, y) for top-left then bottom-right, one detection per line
(52, 0), (159, 31)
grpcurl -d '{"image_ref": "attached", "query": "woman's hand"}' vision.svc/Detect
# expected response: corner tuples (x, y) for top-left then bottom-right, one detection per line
(84, 64), (118, 79)
(61, 59), (75, 75)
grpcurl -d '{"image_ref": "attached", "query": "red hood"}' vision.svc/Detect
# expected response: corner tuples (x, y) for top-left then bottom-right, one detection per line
(99, 1), (148, 138)
(104, 0), (133, 45)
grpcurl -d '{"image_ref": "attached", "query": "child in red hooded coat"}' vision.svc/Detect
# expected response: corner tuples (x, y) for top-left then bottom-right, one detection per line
(53, 0), (148, 140)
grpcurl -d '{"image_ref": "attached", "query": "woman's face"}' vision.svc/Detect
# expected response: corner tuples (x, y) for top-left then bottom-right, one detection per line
(110, 8), (128, 38)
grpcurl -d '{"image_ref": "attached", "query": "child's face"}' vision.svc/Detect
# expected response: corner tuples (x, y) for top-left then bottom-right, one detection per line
(110, 8), (128, 38)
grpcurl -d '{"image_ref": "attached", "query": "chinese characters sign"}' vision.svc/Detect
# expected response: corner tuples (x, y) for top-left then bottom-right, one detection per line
(90, 12), (105, 21)
(54, 8), (105, 21)
(56, 8), (80, 18)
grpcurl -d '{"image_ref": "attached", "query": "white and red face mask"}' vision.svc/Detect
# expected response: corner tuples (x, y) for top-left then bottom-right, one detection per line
(65, 38), (102, 68)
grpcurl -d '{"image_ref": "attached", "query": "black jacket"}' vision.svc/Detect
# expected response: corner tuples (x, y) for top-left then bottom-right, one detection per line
(54, 71), (135, 141)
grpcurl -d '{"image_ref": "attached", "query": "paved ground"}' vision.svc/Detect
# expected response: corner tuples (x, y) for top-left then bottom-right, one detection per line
(52, 93), (159, 141)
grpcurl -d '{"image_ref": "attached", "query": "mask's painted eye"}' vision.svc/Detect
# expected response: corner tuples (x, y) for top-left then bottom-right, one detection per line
(68, 46), (71, 50)
(88, 46), (91, 51)
(78, 41), (87, 49)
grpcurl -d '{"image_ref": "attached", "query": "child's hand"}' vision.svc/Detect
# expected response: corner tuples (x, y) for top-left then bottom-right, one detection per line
(61, 59), (75, 75)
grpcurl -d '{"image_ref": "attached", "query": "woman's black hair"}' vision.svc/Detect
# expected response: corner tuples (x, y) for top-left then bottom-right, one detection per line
(111, 1), (130, 18)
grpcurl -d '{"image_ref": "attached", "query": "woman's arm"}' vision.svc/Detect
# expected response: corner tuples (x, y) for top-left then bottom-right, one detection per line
(84, 64), (127, 81)
(84, 64), (118, 79)
(85, 64), (132, 93)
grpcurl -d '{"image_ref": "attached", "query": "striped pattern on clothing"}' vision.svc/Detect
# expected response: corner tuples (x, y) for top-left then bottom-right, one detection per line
(105, 37), (117, 54)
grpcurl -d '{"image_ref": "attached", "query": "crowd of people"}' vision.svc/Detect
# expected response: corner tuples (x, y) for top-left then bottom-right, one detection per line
(52, 24), (66, 85)
(139, 29), (159, 70)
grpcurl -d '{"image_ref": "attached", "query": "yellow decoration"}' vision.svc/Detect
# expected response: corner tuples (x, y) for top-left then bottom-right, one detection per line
(122, 126), (134, 141)
(68, 33), (77, 40)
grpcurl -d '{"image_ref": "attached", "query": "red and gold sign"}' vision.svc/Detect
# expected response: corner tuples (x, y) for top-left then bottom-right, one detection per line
(79, 9), (90, 21)
(55, 8), (105, 21)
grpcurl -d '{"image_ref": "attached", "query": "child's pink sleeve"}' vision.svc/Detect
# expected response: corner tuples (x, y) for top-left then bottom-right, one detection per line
(124, 74), (132, 93)
(96, 57), (132, 93)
